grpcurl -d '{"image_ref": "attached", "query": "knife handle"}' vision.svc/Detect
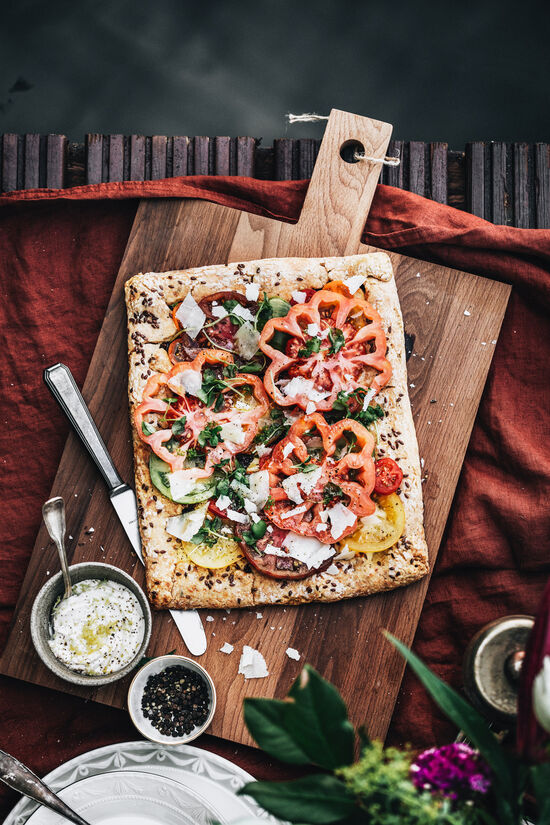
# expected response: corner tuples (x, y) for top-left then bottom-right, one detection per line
(44, 363), (123, 492)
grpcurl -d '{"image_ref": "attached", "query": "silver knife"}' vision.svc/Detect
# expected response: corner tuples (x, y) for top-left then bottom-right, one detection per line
(43, 363), (207, 656)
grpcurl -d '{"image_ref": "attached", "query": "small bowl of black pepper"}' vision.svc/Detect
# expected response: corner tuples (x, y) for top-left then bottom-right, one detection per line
(127, 654), (216, 745)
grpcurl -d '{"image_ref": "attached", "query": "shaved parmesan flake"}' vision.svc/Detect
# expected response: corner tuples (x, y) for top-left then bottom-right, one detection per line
(220, 421), (246, 445)
(239, 645), (269, 679)
(282, 377), (329, 403)
(334, 545), (355, 561)
(175, 292), (206, 340)
(211, 305), (228, 319)
(226, 509), (249, 524)
(255, 444), (272, 458)
(245, 283), (260, 301)
(232, 304), (255, 323)
(248, 470), (270, 509)
(360, 505), (386, 528)
(325, 564), (339, 575)
(282, 442), (294, 459)
(206, 615), (214, 622)
(264, 543), (287, 557)
(464, 310), (471, 316)
(343, 274), (367, 294)
(169, 471), (198, 501)
(325, 502), (356, 540)
(250, 512), (261, 523)
(282, 534), (334, 569)
(362, 387), (376, 410)
(219, 642), (234, 654)
(166, 503), (208, 542)
(281, 504), (308, 519)
(215, 494), (231, 511)
(243, 498), (258, 515)
(291, 290), (307, 304)
(286, 647), (301, 661)
(170, 369), (202, 397)
(235, 321), (260, 360)
(282, 466), (322, 504)
(306, 323), (320, 336)
(306, 401), (316, 415)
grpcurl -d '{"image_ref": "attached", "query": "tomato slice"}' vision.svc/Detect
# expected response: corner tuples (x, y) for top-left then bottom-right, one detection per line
(182, 534), (244, 569)
(344, 493), (405, 553)
(239, 525), (333, 580)
(259, 287), (391, 412)
(263, 413), (376, 541)
(169, 291), (257, 361)
(208, 501), (227, 519)
(134, 349), (270, 475)
(374, 457), (403, 495)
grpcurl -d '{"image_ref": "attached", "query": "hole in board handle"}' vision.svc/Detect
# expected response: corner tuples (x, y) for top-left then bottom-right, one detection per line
(340, 140), (365, 164)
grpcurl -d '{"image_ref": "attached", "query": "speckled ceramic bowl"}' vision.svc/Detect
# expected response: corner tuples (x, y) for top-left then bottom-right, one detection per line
(127, 655), (216, 745)
(30, 561), (152, 687)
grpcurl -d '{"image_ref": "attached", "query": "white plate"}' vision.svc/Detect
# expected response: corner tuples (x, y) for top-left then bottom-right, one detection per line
(26, 770), (216, 824)
(4, 741), (281, 825)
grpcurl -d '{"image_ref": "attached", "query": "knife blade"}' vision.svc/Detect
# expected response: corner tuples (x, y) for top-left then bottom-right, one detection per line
(43, 362), (207, 656)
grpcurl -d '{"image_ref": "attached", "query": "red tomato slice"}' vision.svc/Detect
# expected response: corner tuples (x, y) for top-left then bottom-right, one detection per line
(208, 501), (227, 518)
(374, 457), (403, 495)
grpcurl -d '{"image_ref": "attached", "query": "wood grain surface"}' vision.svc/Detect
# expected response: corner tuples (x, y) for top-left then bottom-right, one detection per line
(0, 110), (511, 748)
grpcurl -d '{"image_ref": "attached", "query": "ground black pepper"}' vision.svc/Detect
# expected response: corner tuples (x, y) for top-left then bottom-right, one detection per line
(141, 665), (210, 737)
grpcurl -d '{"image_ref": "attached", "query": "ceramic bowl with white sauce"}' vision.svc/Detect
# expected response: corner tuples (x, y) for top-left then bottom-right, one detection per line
(30, 561), (152, 686)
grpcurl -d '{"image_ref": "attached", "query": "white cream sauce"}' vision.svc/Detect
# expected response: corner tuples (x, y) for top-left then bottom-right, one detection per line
(48, 579), (145, 675)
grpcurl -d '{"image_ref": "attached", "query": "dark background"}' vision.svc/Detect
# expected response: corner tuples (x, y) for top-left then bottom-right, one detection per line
(1, 0), (549, 149)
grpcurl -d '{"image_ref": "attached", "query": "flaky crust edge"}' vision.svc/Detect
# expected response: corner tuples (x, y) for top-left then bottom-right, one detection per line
(125, 253), (429, 609)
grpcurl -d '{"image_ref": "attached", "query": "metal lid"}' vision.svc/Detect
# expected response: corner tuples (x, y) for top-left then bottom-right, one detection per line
(462, 615), (534, 725)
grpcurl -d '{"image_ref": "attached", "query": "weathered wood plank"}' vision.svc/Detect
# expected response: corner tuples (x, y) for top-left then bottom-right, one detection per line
(45, 135), (66, 189)
(2, 134), (18, 193)
(535, 143), (550, 229)
(467, 142), (486, 220)
(430, 142), (448, 204)
(172, 137), (189, 178)
(274, 138), (298, 180)
(491, 142), (510, 225)
(215, 136), (230, 175)
(237, 137), (255, 177)
(24, 134), (40, 190)
(298, 138), (319, 179)
(151, 135), (167, 180)
(513, 143), (531, 229)
(130, 135), (146, 182)
(108, 134), (124, 182)
(193, 137), (210, 176)
(409, 141), (426, 196)
(86, 134), (104, 185)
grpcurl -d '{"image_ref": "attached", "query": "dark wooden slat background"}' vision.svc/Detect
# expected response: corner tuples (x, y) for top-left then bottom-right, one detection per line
(1, 133), (549, 227)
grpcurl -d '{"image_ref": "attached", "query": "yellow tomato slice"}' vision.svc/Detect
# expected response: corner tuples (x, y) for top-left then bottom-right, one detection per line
(183, 535), (244, 569)
(344, 493), (405, 554)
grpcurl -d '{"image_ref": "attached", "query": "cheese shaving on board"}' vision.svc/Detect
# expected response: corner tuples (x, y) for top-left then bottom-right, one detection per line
(174, 292), (206, 339)
(238, 645), (269, 679)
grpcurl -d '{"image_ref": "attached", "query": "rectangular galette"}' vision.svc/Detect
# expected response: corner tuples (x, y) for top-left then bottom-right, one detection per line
(125, 253), (428, 609)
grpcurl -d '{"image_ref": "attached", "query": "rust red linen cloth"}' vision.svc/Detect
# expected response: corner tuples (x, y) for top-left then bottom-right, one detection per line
(0, 177), (549, 818)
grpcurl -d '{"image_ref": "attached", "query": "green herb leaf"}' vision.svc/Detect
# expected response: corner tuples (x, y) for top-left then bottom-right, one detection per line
(242, 530), (258, 547)
(323, 482), (345, 505)
(357, 403), (384, 428)
(255, 408), (290, 445)
(238, 775), (355, 823)
(298, 337), (321, 358)
(162, 396), (178, 404)
(237, 360), (264, 374)
(171, 416), (187, 436)
(251, 519), (267, 539)
(197, 423), (222, 448)
(328, 328), (345, 355)
(243, 698), (311, 764)
(222, 364), (238, 378)
(141, 421), (155, 436)
(385, 632), (519, 824)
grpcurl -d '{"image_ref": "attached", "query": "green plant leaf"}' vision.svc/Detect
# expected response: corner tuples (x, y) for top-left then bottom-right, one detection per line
(243, 698), (311, 764)
(385, 633), (520, 824)
(238, 775), (356, 823)
(531, 763), (550, 825)
(285, 665), (355, 770)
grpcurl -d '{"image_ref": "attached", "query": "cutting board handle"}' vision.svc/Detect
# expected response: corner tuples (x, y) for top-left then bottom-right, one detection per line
(288, 108), (393, 257)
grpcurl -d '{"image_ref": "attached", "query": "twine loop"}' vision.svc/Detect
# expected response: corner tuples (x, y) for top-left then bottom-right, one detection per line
(287, 112), (400, 167)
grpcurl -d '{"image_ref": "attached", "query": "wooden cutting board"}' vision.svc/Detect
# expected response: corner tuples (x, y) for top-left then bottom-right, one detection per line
(0, 110), (511, 747)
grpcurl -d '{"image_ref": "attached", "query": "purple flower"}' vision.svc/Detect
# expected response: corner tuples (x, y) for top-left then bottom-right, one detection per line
(410, 743), (491, 801)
